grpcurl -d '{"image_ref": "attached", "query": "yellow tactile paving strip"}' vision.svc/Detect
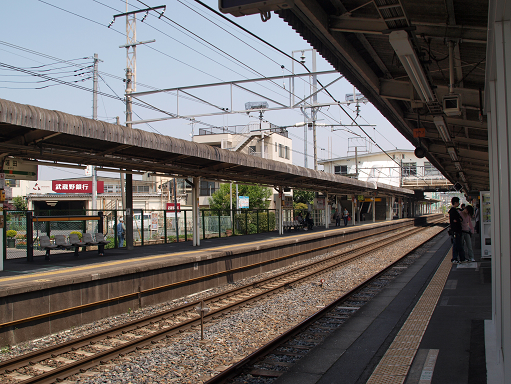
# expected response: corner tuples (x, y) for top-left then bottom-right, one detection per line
(366, 249), (453, 384)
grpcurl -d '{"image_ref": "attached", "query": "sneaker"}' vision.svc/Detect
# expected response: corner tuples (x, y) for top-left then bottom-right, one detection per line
(462, 260), (469, 263)
(470, 259), (476, 262)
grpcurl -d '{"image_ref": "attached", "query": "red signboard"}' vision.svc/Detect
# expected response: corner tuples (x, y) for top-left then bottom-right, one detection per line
(52, 181), (104, 194)
(166, 202), (181, 212)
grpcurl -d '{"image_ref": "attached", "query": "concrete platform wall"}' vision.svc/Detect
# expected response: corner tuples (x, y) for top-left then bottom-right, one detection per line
(0, 215), (443, 346)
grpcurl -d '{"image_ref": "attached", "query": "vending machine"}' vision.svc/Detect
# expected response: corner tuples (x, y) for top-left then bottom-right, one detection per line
(480, 191), (491, 258)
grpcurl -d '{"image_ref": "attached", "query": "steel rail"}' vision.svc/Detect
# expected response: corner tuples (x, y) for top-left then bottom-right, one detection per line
(0, 220), (445, 383)
(204, 223), (448, 383)
(2, 224), (423, 373)
(0, 222), (413, 330)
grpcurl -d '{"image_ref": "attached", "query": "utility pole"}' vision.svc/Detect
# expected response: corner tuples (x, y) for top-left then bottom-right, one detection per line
(355, 147), (359, 178)
(125, 1), (137, 92)
(304, 120), (308, 168)
(91, 53), (102, 214)
(312, 49), (318, 171)
(126, 68), (133, 129)
(259, 110), (265, 159)
(120, 68), (132, 213)
(109, 3), (164, 95)
(92, 54), (99, 120)
(293, 49), (319, 170)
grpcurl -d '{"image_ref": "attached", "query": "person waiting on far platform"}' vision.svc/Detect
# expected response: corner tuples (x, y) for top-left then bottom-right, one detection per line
(334, 209), (340, 226)
(117, 217), (125, 248)
(343, 208), (349, 227)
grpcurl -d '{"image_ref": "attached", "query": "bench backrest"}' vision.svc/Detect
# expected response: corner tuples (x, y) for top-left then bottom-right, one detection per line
(54, 235), (70, 246)
(69, 233), (82, 244)
(82, 233), (94, 243)
(39, 236), (52, 247)
(95, 233), (108, 243)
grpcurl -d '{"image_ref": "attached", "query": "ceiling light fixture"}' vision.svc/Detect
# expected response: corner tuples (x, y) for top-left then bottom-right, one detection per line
(447, 147), (459, 161)
(454, 162), (462, 170)
(459, 172), (466, 182)
(433, 116), (452, 142)
(389, 31), (434, 103)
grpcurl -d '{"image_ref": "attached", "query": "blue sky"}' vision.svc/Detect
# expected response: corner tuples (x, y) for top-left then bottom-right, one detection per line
(1, 0), (413, 179)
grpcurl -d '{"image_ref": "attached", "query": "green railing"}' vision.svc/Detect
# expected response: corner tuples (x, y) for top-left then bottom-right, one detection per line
(3, 208), (279, 261)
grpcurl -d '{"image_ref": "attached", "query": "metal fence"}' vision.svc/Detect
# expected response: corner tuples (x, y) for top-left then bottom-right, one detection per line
(2, 208), (278, 260)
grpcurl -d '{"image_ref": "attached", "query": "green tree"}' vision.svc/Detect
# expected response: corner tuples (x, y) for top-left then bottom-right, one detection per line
(293, 190), (314, 206)
(294, 202), (308, 212)
(209, 184), (272, 211)
(12, 196), (27, 211)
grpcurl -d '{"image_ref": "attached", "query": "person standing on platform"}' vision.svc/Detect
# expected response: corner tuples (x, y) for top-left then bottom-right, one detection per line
(305, 212), (313, 230)
(460, 205), (475, 261)
(117, 217), (125, 248)
(343, 208), (349, 227)
(449, 197), (466, 263)
(334, 209), (340, 227)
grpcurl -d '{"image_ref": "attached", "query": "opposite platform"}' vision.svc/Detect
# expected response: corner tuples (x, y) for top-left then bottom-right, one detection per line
(1, 216), (440, 346)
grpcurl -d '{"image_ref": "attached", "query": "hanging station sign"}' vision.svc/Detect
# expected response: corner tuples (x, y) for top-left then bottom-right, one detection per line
(1, 158), (38, 181)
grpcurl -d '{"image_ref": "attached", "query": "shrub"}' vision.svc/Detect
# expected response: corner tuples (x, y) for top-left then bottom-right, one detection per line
(104, 236), (116, 249)
(70, 231), (83, 240)
(6, 230), (17, 238)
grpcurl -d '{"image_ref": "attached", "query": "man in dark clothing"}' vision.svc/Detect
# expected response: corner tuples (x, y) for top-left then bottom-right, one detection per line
(449, 196), (466, 263)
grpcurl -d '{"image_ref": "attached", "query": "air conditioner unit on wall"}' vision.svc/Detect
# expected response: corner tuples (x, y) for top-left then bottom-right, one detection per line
(443, 94), (461, 116)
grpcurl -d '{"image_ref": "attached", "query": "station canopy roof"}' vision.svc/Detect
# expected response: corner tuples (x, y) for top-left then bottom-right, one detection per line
(273, 0), (489, 192)
(0, 98), (413, 197)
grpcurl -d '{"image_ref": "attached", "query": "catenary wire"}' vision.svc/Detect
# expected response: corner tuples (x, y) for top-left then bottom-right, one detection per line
(30, 3), (405, 176)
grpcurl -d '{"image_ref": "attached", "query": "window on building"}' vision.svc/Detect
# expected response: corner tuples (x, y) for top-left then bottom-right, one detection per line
(424, 162), (439, 176)
(200, 181), (217, 196)
(402, 162), (417, 176)
(285, 146), (290, 159)
(136, 185), (150, 193)
(104, 184), (121, 193)
(249, 145), (256, 153)
(279, 144), (284, 158)
(275, 142), (277, 152)
(334, 165), (348, 175)
(6, 179), (20, 187)
(402, 154), (405, 159)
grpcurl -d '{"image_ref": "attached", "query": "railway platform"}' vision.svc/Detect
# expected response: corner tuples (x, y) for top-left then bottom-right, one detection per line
(0, 215), (442, 347)
(273, 230), (491, 384)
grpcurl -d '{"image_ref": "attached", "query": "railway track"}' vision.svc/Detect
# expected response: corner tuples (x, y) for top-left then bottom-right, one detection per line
(205, 223), (447, 383)
(0, 220), (445, 384)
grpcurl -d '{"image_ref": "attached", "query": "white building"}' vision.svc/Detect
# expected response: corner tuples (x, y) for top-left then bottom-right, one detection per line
(192, 121), (294, 209)
(11, 177), (164, 212)
(319, 149), (451, 190)
(193, 121), (293, 164)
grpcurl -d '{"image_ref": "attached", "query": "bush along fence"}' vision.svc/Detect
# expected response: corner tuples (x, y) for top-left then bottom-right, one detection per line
(2, 208), (279, 261)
